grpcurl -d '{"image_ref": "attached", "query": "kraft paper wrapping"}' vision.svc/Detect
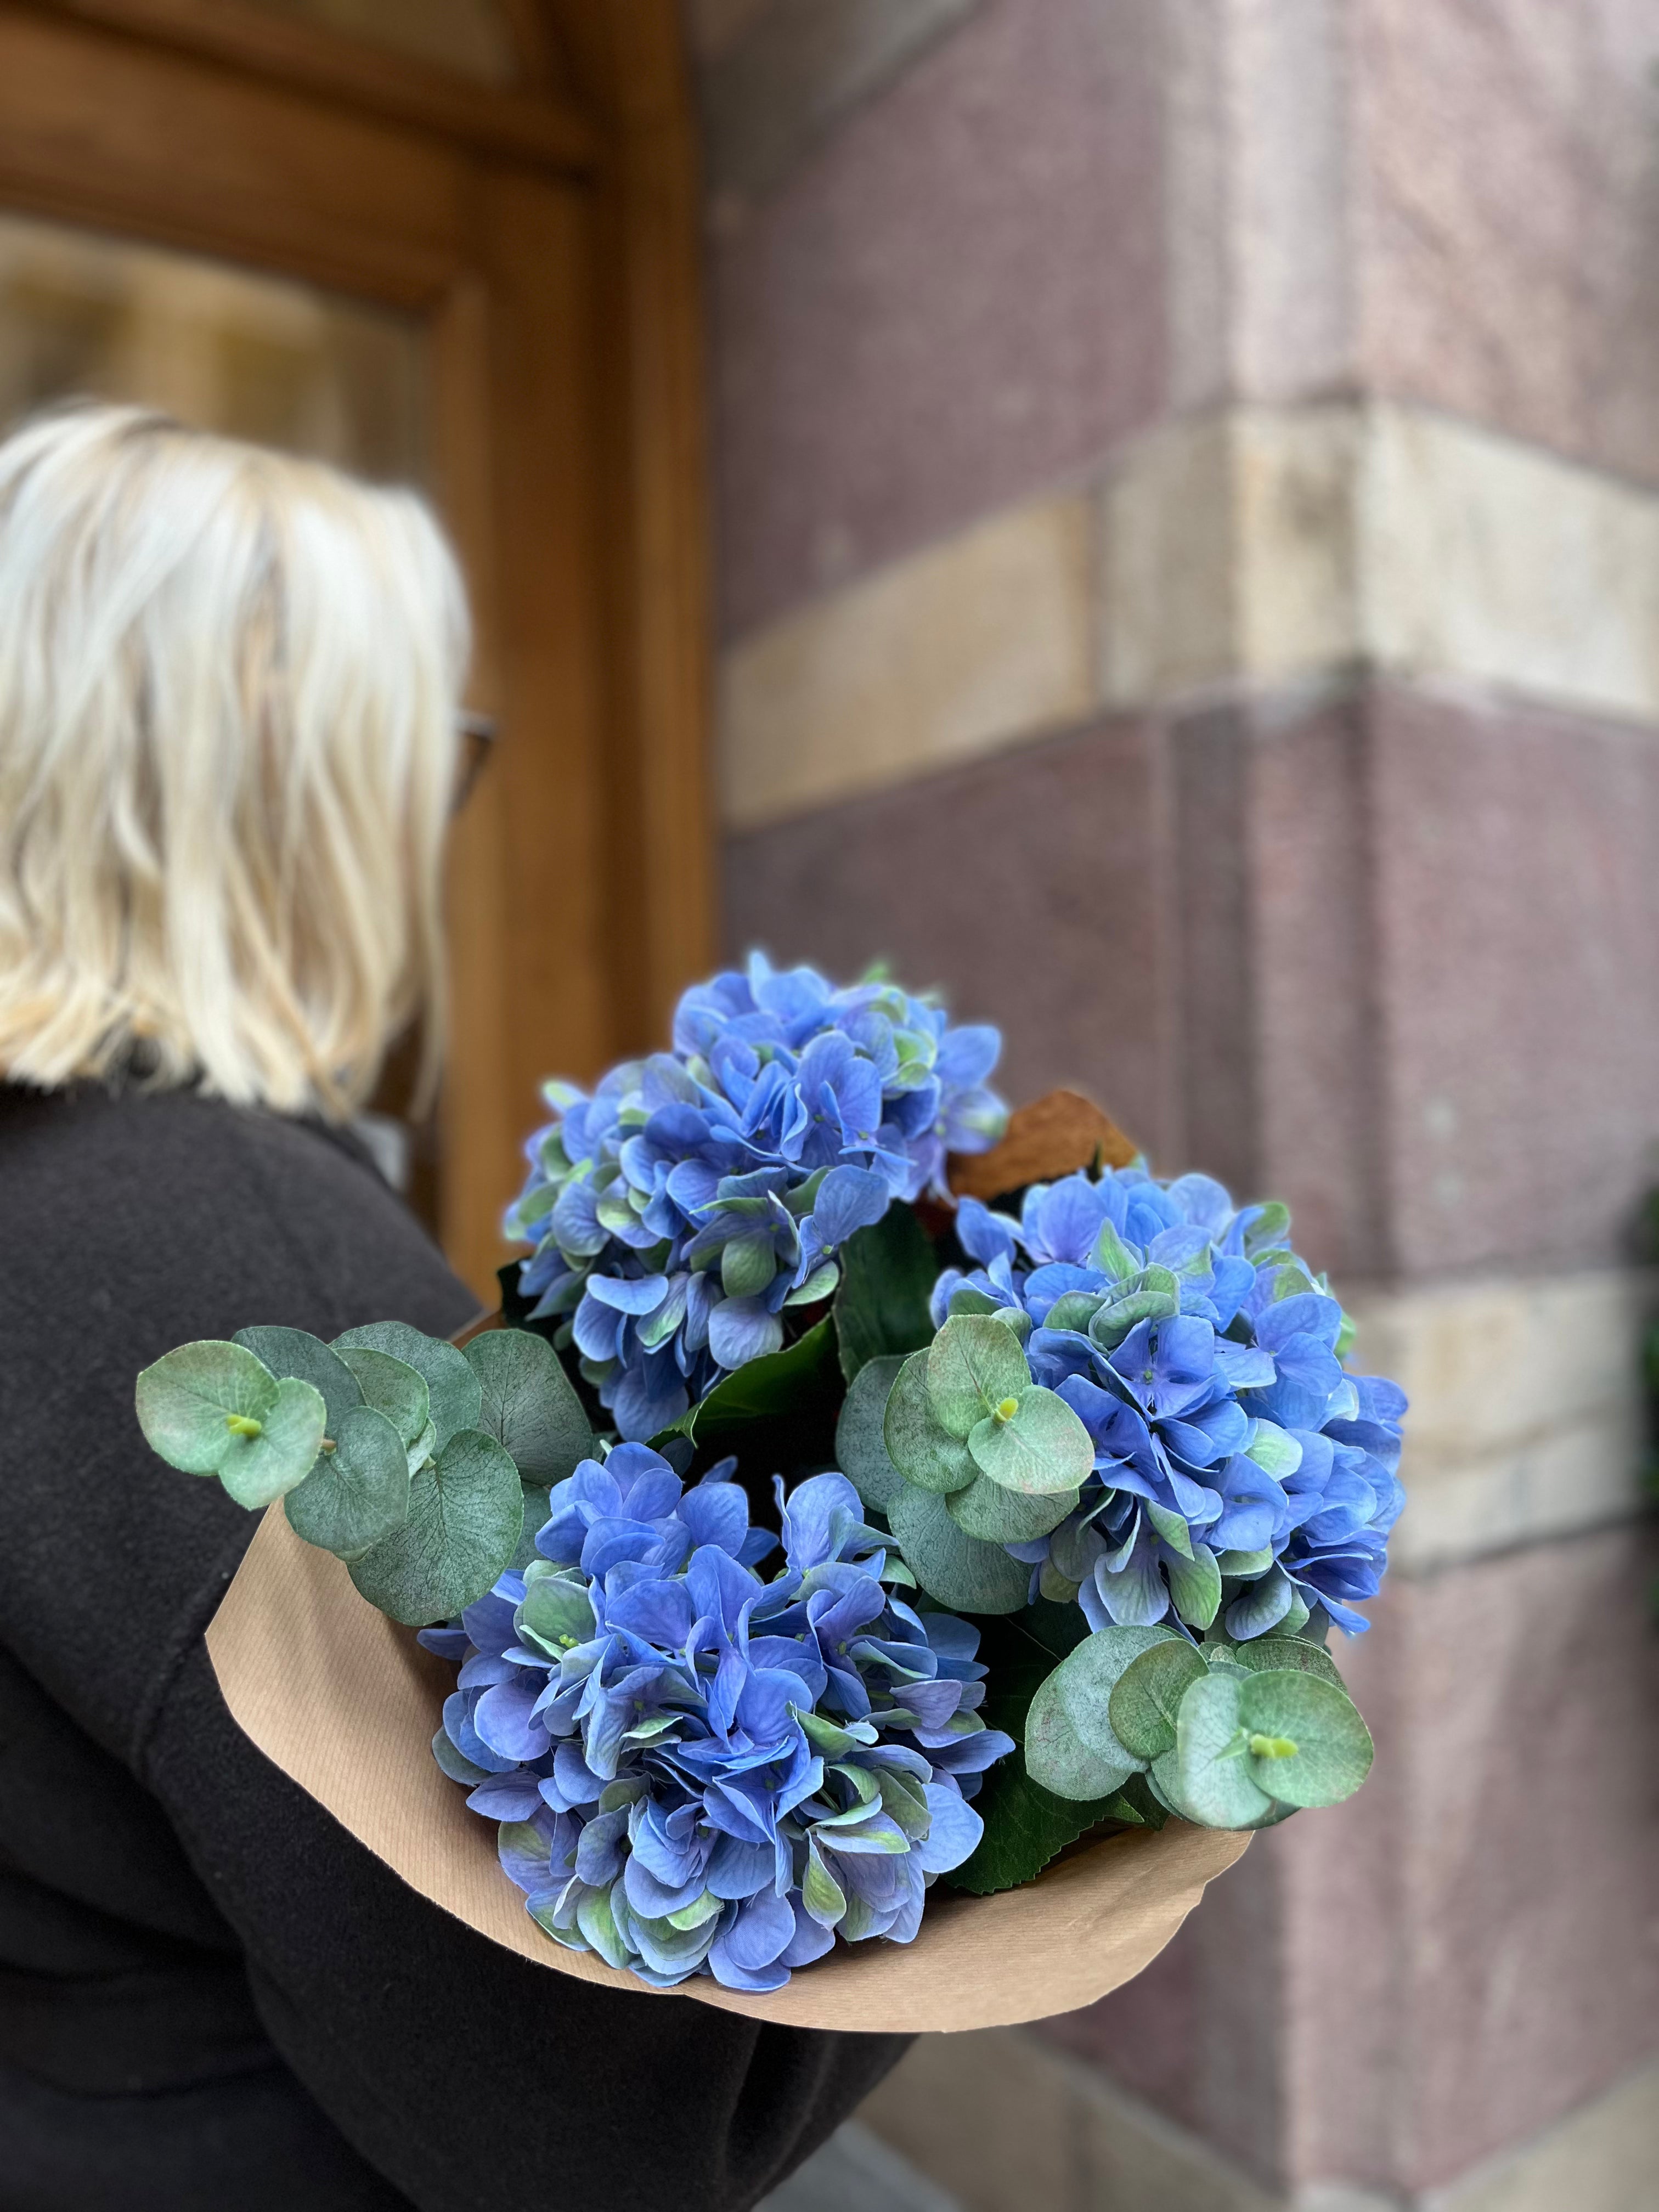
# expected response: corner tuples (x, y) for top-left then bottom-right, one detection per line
(206, 1506), (1248, 2033)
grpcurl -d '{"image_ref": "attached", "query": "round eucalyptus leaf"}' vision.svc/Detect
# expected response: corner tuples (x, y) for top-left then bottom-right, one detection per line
(217, 1377), (330, 1509)
(966, 1384), (1094, 1496)
(884, 1351), (976, 1495)
(834, 1353), (908, 1511)
(335, 1347), (430, 1449)
(348, 1426), (523, 1626)
(284, 1402), (411, 1560)
(1107, 1638), (1210, 1762)
(947, 1471), (1078, 1545)
(1157, 1668), (1274, 1827)
(464, 1327), (592, 1481)
(406, 1420), (439, 1475)
(1227, 1633), (1342, 1687)
(234, 1327), (362, 1437)
(1239, 1669), (1373, 1808)
(1024, 1624), (1181, 1802)
(925, 1315), (1031, 1439)
(136, 1341), (278, 1475)
(333, 1322), (482, 1449)
(887, 1485), (1031, 1615)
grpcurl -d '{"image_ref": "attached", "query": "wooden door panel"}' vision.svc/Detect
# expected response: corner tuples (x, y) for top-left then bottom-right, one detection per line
(0, 8), (468, 301)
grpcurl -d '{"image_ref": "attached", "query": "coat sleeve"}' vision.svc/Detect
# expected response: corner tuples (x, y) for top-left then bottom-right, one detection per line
(144, 1647), (909, 2212)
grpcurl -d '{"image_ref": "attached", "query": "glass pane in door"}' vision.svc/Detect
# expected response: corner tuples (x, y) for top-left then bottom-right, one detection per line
(0, 210), (426, 481)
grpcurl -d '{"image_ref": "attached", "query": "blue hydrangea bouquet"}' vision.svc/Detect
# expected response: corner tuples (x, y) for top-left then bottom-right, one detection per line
(135, 956), (1405, 2001)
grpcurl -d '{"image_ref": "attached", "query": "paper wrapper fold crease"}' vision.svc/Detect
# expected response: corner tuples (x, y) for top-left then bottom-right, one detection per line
(206, 1505), (1248, 2033)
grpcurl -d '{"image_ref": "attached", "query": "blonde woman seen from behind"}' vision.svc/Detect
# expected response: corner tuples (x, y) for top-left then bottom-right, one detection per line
(0, 407), (905, 2212)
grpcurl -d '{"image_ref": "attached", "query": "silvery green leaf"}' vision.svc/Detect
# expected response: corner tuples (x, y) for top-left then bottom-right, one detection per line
(966, 1385), (1094, 1496)
(1227, 1633), (1342, 1687)
(991, 1305), (1032, 1345)
(786, 1261), (840, 1306)
(234, 1327), (362, 1439)
(333, 1323), (482, 1449)
(464, 1327), (591, 1482)
(947, 1471), (1079, 1545)
(1155, 1668), (1274, 1827)
(946, 1286), (1002, 1318)
(136, 1341), (278, 1476)
(1023, 1625), (1180, 1802)
(283, 1402), (410, 1558)
(888, 1485), (1031, 1614)
(348, 1427), (522, 1626)
(1107, 1638), (1210, 1762)
(884, 1350), (976, 1495)
(217, 1377), (330, 1509)
(1239, 1671), (1373, 1808)
(1166, 1542), (1222, 1629)
(834, 1353), (908, 1511)
(925, 1315), (1031, 1440)
(336, 1346), (430, 1449)
(407, 1421), (438, 1476)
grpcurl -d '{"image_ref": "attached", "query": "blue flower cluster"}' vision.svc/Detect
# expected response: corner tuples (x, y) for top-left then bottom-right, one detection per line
(421, 1446), (1012, 1992)
(506, 956), (1006, 1440)
(932, 1169), (1406, 1639)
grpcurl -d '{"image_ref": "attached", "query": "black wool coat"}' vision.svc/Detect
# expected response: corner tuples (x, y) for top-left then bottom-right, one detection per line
(0, 1083), (907, 2211)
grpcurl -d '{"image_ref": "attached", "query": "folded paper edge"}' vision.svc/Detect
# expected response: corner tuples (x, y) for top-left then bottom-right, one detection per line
(206, 1502), (1248, 2033)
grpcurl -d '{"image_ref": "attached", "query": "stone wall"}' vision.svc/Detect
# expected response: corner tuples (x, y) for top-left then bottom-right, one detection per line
(689, 2), (1659, 2203)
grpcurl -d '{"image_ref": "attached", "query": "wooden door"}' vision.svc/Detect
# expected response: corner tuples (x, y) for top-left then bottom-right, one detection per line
(0, 0), (714, 1300)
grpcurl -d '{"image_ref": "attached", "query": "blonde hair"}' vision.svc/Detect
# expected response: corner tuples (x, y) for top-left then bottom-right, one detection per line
(0, 402), (467, 1119)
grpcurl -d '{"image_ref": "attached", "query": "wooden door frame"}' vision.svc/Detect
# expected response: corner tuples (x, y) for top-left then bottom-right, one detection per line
(0, 0), (714, 1300)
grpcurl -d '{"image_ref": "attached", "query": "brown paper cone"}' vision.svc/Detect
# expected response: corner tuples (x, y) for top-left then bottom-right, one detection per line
(206, 1505), (1248, 2033)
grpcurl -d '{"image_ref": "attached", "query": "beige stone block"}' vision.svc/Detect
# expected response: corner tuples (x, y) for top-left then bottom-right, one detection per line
(1362, 409), (1659, 723)
(719, 494), (1095, 831)
(859, 2028), (1079, 2212)
(1344, 1270), (1653, 1573)
(1100, 414), (1235, 707)
(1427, 2053), (1659, 2212)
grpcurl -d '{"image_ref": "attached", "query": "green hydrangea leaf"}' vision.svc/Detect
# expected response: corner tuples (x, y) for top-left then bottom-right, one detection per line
(834, 1353), (908, 1511)
(1107, 1638), (1210, 1762)
(1239, 1670), (1374, 1807)
(335, 1346), (430, 1449)
(1023, 1624), (1181, 1802)
(1243, 1203), (1291, 1255)
(1146, 1498), (1195, 1559)
(884, 1350), (976, 1494)
(947, 1471), (1079, 1544)
(833, 1205), (938, 1383)
(966, 1385), (1095, 1497)
(464, 1326), (592, 1482)
(233, 1327), (362, 1439)
(1086, 1266), (1181, 1351)
(944, 1765), (1126, 1895)
(432, 1727), (492, 1787)
(1166, 1541), (1222, 1629)
(348, 1427), (522, 1626)
(1088, 1220), (1139, 1283)
(1153, 1668), (1274, 1827)
(1043, 1290), (1107, 1334)
(1215, 1545), (1274, 1577)
(1243, 1420), (1302, 1480)
(925, 1315), (1031, 1440)
(136, 1340), (279, 1476)
(888, 1485), (1031, 1613)
(333, 1323), (482, 1449)
(656, 1316), (840, 1458)
(516, 1565), (597, 1657)
(283, 1402), (410, 1559)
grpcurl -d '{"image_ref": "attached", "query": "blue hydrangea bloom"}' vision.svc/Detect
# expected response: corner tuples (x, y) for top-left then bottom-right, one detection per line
(421, 1446), (1013, 1992)
(505, 955), (1006, 1440)
(929, 1168), (1406, 1639)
